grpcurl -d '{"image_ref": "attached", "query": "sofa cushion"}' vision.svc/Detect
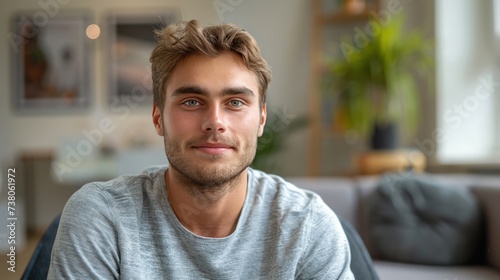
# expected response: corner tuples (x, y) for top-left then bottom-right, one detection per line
(367, 173), (484, 265)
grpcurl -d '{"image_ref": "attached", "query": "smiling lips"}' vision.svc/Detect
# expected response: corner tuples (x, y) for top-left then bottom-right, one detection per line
(193, 143), (234, 155)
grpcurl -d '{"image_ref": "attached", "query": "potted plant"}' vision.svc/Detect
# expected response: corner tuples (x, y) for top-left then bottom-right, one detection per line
(325, 15), (433, 149)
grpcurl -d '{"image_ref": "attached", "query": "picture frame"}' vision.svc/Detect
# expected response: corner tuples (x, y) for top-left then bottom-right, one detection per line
(106, 9), (181, 108)
(11, 11), (92, 113)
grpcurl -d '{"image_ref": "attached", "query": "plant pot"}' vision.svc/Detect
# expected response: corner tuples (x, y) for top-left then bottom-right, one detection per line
(370, 122), (398, 150)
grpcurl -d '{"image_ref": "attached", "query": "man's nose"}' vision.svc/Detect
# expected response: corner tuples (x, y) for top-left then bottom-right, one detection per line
(201, 104), (227, 133)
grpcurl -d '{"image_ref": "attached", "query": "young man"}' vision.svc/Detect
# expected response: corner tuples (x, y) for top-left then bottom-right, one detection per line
(48, 20), (354, 279)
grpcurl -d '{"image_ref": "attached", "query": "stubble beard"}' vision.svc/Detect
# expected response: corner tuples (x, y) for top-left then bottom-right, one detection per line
(163, 127), (258, 197)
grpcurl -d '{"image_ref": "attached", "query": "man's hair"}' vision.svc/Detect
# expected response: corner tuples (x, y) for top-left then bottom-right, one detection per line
(150, 20), (272, 111)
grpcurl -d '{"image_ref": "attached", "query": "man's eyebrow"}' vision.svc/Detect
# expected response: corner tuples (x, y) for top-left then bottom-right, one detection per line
(221, 87), (255, 97)
(171, 86), (209, 97)
(171, 86), (256, 98)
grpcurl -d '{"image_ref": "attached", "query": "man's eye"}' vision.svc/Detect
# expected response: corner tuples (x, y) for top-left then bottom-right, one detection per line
(183, 100), (200, 107)
(229, 100), (243, 107)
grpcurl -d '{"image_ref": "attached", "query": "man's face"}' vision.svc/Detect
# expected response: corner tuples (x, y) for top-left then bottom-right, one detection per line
(152, 52), (266, 189)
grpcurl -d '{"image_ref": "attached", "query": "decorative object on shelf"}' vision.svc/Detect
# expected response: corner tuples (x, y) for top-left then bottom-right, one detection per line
(106, 9), (180, 107)
(324, 15), (433, 150)
(11, 12), (92, 113)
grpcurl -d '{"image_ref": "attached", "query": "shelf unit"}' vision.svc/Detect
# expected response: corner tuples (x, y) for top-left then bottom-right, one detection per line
(308, 0), (380, 176)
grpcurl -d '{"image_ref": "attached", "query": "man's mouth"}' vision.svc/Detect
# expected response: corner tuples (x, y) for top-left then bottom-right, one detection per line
(192, 142), (234, 155)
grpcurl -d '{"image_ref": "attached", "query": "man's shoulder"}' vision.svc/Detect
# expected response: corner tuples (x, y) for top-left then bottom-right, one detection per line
(83, 165), (165, 192)
(248, 168), (327, 214)
(66, 165), (168, 213)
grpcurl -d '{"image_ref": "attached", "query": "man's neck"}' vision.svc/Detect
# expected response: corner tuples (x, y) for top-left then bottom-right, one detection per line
(165, 168), (248, 238)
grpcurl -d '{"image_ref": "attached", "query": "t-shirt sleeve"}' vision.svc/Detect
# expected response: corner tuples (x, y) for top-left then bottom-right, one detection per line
(48, 183), (120, 280)
(295, 197), (355, 280)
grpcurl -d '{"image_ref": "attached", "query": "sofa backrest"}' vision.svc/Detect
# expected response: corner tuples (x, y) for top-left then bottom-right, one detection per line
(286, 177), (358, 227)
(353, 176), (380, 255)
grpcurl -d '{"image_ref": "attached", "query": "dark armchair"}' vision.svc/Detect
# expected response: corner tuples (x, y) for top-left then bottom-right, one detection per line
(21, 214), (61, 280)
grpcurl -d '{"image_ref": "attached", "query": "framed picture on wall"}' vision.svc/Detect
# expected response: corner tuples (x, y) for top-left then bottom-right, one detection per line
(106, 9), (181, 108)
(11, 12), (92, 113)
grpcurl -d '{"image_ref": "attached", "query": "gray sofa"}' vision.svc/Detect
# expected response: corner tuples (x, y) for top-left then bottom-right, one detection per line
(287, 173), (500, 280)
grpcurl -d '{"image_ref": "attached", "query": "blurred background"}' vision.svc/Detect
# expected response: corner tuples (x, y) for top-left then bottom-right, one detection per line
(0, 0), (499, 278)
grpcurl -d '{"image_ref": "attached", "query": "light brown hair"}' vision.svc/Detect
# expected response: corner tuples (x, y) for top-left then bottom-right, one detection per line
(150, 19), (272, 111)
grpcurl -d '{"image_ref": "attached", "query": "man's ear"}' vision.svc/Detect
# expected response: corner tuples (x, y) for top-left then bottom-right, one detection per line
(257, 103), (267, 137)
(152, 105), (164, 136)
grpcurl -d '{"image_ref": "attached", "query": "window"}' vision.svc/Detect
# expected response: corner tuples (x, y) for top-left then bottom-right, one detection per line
(435, 0), (499, 164)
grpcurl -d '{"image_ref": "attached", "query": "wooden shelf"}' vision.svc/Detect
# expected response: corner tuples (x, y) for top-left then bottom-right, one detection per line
(308, 0), (380, 176)
(356, 149), (426, 175)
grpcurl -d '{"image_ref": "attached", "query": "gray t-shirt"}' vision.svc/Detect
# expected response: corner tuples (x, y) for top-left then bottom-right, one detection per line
(48, 166), (353, 279)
